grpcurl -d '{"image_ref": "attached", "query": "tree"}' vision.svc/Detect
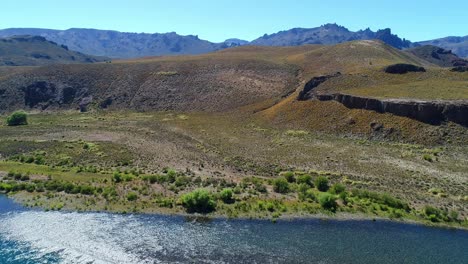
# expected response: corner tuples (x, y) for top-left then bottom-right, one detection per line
(273, 177), (289, 193)
(6, 111), (28, 126)
(315, 176), (329, 192)
(181, 189), (216, 213)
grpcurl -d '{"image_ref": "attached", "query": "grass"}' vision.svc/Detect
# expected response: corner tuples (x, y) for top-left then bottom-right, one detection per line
(314, 69), (468, 100)
(0, 111), (466, 228)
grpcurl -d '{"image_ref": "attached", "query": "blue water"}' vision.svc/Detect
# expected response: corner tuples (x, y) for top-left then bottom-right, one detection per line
(0, 195), (467, 264)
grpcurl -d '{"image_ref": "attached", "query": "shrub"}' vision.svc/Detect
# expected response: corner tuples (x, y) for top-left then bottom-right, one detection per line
(297, 174), (313, 186)
(175, 176), (190, 187)
(80, 185), (94, 195)
(384, 64), (426, 74)
(282, 172), (295, 183)
(318, 193), (337, 212)
(329, 183), (345, 194)
(273, 177), (289, 193)
(113, 172), (122, 183)
(6, 111), (28, 126)
(298, 184), (316, 202)
(422, 154), (433, 162)
(351, 189), (409, 211)
(181, 189), (216, 213)
(219, 188), (234, 203)
(315, 176), (329, 192)
(127, 192), (138, 201)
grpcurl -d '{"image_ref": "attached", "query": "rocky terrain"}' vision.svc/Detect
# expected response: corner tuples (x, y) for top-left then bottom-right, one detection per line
(407, 45), (468, 67)
(417, 36), (468, 58)
(251, 23), (411, 49)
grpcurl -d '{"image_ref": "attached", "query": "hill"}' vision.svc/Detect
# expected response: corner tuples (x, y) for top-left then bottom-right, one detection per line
(406, 45), (468, 67)
(0, 48), (300, 112)
(251, 23), (412, 49)
(1, 40), (466, 132)
(0, 35), (106, 66)
(0, 28), (227, 58)
(416, 36), (468, 58)
(0, 40), (467, 226)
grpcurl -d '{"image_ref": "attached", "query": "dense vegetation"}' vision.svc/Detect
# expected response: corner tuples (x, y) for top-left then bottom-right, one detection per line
(6, 111), (28, 126)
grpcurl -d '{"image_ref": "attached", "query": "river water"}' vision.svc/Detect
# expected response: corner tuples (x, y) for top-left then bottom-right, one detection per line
(0, 195), (466, 263)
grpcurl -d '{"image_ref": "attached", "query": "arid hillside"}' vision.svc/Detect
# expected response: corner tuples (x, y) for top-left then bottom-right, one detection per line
(0, 40), (467, 144)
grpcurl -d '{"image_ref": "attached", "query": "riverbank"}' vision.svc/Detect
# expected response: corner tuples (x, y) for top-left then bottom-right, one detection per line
(3, 188), (467, 231)
(0, 111), (467, 231)
(1, 193), (467, 264)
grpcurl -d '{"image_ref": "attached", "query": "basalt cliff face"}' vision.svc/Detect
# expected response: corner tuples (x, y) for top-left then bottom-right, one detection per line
(299, 76), (468, 126)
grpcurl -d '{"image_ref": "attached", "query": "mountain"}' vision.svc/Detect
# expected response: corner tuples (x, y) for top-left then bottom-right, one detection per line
(0, 25), (466, 60)
(0, 25), (413, 59)
(251, 23), (411, 49)
(0, 28), (225, 59)
(223, 38), (249, 47)
(406, 45), (468, 67)
(0, 35), (106, 66)
(416, 36), (468, 58)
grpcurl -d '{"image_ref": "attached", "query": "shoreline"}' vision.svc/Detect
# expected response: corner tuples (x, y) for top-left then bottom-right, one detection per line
(4, 193), (467, 231)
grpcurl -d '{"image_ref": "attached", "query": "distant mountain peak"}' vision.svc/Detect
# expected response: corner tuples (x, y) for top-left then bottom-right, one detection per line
(252, 24), (411, 49)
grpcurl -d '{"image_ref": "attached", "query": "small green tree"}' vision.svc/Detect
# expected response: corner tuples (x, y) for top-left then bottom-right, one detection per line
(6, 111), (28, 126)
(315, 176), (329, 192)
(273, 177), (289, 193)
(318, 193), (337, 212)
(181, 189), (216, 213)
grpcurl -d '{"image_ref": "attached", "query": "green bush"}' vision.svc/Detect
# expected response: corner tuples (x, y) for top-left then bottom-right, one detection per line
(282, 172), (296, 183)
(113, 171), (122, 183)
(329, 183), (345, 194)
(80, 185), (95, 195)
(351, 189), (409, 211)
(318, 193), (337, 212)
(219, 188), (234, 203)
(127, 192), (138, 201)
(315, 176), (329, 192)
(297, 174), (313, 186)
(6, 111), (28, 126)
(422, 154), (433, 162)
(298, 183), (316, 202)
(273, 177), (289, 193)
(181, 189), (216, 213)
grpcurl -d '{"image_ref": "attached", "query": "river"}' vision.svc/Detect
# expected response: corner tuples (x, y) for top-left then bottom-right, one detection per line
(0, 195), (466, 263)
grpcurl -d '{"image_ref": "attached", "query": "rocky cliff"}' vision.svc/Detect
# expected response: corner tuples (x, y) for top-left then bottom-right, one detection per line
(299, 75), (468, 126)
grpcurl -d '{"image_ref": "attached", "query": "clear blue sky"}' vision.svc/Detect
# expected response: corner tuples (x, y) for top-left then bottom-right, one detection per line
(1, 0), (466, 42)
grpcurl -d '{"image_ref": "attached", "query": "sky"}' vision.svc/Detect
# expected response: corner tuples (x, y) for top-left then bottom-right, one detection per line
(1, 0), (467, 42)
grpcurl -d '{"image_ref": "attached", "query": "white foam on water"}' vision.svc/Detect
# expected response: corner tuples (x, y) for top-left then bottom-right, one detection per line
(0, 211), (158, 263)
(0, 210), (247, 264)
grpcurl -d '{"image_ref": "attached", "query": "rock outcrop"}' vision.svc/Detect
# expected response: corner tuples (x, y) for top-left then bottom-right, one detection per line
(298, 75), (468, 126)
(313, 93), (468, 126)
(297, 73), (341, 100)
